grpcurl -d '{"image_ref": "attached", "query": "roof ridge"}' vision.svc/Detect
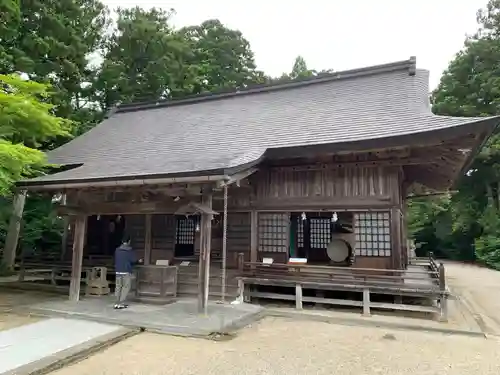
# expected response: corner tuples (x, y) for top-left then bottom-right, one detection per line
(110, 56), (417, 116)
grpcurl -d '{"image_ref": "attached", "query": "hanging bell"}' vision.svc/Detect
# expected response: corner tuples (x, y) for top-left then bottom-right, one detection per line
(331, 212), (338, 223)
(301, 212), (307, 221)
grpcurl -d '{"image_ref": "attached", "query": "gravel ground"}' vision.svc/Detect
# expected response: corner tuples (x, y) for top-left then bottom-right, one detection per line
(0, 312), (39, 331)
(444, 261), (500, 334)
(0, 290), (47, 331)
(50, 317), (500, 375)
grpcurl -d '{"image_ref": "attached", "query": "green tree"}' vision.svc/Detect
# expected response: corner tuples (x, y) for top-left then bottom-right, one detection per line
(93, 7), (196, 110)
(179, 19), (265, 94)
(0, 0), (109, 138)
(290, 55), (315, 79)
(0, 0), (20, 70)
(0, 74), (72, 194)
(270, 56), (332, 84)
(0, 74), (70, 264)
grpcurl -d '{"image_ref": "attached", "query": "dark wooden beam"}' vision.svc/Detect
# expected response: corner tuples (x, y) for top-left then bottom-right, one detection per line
(144, 214), (152, 265)
(250, 211), (258, 265)
(217, 168), (258, 187)
(175, 201), (219, 216)
(56, 204), (87, 216)
(252, 196), (394, 211)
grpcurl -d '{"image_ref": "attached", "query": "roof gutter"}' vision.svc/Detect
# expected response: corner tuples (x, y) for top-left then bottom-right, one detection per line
(19, 174), (229, 192)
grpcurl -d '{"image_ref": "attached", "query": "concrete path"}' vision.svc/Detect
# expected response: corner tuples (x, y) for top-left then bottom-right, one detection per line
(29, 297), (264, 337)
(444, 261), (500, 336)
(0, 318), (129, 375)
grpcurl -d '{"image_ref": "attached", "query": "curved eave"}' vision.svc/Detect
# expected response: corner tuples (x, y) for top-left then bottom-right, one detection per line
(265, 116), (500, 160)
(452, 118), (500, 189)
(17, 116), (500, 192)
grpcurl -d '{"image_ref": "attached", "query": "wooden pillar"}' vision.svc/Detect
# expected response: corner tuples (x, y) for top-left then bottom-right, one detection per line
(198, 193), (213, 314)
(197, 215), (205, 309)
(221, 185), (228, 302)
(250, 210), (258, 265)
(2, 191), (27, 269)
(362, 288), (371, 316)
(144, 214), (152, 265)
(303, 217), (311, 259)
(60, 194), (69, 261)
(401, 201), (409, 267)
(390, 207), (402, 270)
(438, 263), (448, 322)
(69, 215), (86, 302)
(295, 283), (303, 309)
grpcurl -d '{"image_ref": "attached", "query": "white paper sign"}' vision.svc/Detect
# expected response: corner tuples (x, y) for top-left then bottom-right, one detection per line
(262, 258), (274, 265)
(288, 258), (307, 264)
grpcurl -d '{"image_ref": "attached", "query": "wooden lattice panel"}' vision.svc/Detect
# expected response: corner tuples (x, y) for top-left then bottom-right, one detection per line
(227, 213), (251, 252)
(175, 217), (196, 245)
(125, 214), (146, 251)
(297, 216), (332, 249)
(152, 214), (176, 250)
(309, 218), (331, 249)
(258, 213), (289, 253)
(354, 212), (391, 257)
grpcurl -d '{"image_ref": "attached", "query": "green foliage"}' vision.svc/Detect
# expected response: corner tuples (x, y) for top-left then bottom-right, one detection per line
(270, 55), (334, 84)
(93, 14), (268, 110)
(0, 74), (72, 194)
(0, 0), (110, 142)
(290, 56), (314, 79)
(19, 194), (64, 256)
(410, 0), (500, 267)
(93, 7), (194, 109)
(180, 19), (266, 94)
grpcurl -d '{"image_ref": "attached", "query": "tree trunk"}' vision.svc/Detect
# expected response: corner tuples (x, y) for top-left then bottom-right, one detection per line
(2, 191), (27, 269)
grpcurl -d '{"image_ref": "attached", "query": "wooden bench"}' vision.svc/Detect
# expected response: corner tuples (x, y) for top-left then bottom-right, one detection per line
(17, 260), (116, 287)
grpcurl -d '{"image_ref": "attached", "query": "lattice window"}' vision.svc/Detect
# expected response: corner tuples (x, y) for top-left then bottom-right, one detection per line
(354, 212), (391, 256)
(296, 216), (332, 249)
(175, 217), (196, 245)
(258, 213), (289, 253)
(297, 217), (304, 248)
(310, 218), (331, 249)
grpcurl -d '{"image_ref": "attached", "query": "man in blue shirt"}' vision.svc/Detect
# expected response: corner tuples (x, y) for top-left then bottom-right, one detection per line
(114, 235), (142, 309)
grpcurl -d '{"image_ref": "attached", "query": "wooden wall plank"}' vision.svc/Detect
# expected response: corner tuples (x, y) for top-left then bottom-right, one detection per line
(151, 214), (176, 263)
(251, 166), (401, 204)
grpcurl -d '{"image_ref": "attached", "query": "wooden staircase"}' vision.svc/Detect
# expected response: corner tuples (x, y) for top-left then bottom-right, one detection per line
(175, 261), (240, 301)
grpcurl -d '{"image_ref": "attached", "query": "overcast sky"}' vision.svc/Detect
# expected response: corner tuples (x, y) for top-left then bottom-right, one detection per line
(102, 0), (486, 89)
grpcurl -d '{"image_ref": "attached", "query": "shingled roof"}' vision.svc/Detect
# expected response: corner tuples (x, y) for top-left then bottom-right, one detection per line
(20, 57), (499, 188)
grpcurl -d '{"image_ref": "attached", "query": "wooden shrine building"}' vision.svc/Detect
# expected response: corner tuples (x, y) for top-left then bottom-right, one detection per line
(7, 57), (499, 313)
